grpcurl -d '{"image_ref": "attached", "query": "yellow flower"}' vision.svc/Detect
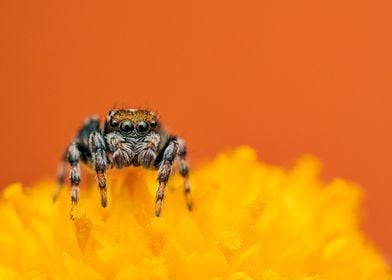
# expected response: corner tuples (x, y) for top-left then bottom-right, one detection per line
(0, 147), (390, 279)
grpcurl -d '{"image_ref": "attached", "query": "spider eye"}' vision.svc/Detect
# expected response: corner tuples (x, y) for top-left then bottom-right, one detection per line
(136, 121), (149, 135)
(150, 121), (158, 128)
(110, 119), (119, 127)
(120, 121), (133, 133)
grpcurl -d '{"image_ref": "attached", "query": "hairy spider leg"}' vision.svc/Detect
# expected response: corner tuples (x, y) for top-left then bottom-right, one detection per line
(68, 142), (81, 219)
(155, 139), (178, 216)
(177, 137), (193, 210)
(89, 131), (108, 208)
(53, 116), (100, 218)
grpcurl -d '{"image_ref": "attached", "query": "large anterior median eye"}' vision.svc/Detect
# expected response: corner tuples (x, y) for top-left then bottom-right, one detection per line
(120, 121), (133, 133)
(136, 121), (149, 135)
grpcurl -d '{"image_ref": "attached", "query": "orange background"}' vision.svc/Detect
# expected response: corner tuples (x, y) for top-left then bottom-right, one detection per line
(1, 0), (391, 259)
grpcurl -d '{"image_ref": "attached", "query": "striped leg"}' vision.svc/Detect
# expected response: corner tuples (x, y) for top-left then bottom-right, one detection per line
(155, 140), (177, 216)
(177, 138), (192, 210)
(68, 142), (81, 219)
(89, 131), (108, 208)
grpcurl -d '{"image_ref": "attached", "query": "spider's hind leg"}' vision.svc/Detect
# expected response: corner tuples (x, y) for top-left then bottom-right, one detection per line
(177, 137), (192, 211)
(68, 142), (81, 219)
(53, 116), (100, 219)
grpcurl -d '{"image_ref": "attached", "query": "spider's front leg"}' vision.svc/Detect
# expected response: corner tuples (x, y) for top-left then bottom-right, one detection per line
(89, 131), (109, 207)
(155, 138), (178, 216)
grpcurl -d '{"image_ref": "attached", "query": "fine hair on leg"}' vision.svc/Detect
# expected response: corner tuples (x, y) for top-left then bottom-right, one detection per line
(176, 137), (192, 210)
(89, 131), (108, 208)
(68, 142), (81, 219)
(155, 139), (178, 216)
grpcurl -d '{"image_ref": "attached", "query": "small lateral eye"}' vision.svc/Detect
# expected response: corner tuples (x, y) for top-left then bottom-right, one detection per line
(120, 121), (133, 132)
(136, 121), (149, 134)
(111, 119), (119, 127)
(150, 121), (158, 128)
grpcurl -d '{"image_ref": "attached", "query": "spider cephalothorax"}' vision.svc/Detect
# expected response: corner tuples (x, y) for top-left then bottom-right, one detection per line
(53, 109), (192, 219)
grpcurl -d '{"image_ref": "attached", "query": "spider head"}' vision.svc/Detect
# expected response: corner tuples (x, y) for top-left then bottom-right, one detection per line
(104, 109), (159, 138)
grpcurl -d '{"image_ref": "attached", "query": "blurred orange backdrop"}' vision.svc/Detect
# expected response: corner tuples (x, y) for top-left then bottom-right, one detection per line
(1, 0), (391, 259)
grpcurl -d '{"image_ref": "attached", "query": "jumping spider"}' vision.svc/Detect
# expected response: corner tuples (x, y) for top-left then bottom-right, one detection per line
(53, 109), (192, 219)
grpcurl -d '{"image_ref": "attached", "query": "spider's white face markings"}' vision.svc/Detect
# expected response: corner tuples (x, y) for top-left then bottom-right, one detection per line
(105, 130), (161, 168)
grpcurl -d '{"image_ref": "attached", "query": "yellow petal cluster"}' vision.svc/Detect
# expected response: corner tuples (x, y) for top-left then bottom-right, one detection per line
(0, 147), (390, 279)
